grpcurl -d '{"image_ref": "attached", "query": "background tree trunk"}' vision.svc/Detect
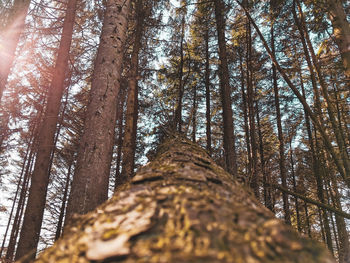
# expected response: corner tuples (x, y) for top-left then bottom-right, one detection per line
(213, 0), (237, 176)
(17, 133), (335, 263)
(15, 0), (78, 258)
(65, 0), (131, 222)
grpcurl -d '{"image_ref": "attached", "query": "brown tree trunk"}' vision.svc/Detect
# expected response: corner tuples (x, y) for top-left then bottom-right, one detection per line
(15, 0), (78, 259)
(213, 0), (237, 176)
(55, 161), (73, 241)
(6, 149), (34, 261)
(270, 22), (291, 225)
(65, 0), (131, 222)
(174, 14), (186, 132)
(327, 0), (350, 78)
(21, 134), (335, 263)
(0, 0), (30, 101)
(114, 83), (127, 189)
(239, 49), (251, 178)
(246, 21), (259, 198)
(289, 137), (301, 232)
(204, 27), (212, 155)
(121, 0), (146, 181)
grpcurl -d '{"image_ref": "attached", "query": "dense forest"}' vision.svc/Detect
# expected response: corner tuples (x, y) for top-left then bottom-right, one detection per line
(0, 0), (349, 262)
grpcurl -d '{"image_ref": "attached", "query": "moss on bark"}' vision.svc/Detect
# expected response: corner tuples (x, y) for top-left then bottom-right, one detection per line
(18, 135), (335, 263)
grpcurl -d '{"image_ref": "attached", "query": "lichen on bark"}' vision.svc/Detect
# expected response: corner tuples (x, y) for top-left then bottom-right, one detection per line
(18, 135), (335, 263)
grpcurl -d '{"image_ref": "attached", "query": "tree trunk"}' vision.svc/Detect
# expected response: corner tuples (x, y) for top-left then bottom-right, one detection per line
(65, 0), (131, 222)
(114, 82), (127, 189)
(270, 22), (291, 225)
(0, 0), (30, 101)
(213, 0), (237, 176)
(55, 161), (73, 241)
(16, 133), (335, 263)
(174, 13), (186, 132)
(204, 27), (212, 155)
(327, 0), (350, 78)
(121, 0), (146, 181)
(14, 0), (78, 259)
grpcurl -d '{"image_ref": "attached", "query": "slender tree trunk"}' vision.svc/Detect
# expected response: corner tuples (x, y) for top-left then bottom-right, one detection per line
(55, 161), (73, 241)
(213, 0), (237, 176)
(327, 0), (350, 77)
(204, 27), (212, 155)
(6, 149), (34, 260)
(327, 164), (350, 263)
(289, 137), (301, 232)
(174, 14), (186, 132)
(315, 136), (335, 255)
(15, 0), (78, 259)
(65, 0), (131, 223)
(114, 83), (127, 189)
(246, 22), (259, 198)
(121, 0), (146, 181)
(239, 49), (251, 178)
(256, 98), (273, 211)
(22, 134), (335, 263)
(0, 0), (30, 101)
(0, 137), (33, 257)
(270, 22), (291, 225)
(192, 84), (197, 142)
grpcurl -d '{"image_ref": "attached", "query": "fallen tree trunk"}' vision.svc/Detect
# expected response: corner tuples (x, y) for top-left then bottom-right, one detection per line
(18, 134), (334, 263)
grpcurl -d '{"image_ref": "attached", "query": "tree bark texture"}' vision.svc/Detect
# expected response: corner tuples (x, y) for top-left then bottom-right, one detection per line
(0, 0), (31, 101)
(15, 0), (78, 259)
(121, 0), (146, 181)
(16, 134), (335, 263)
(327, 0), (350, 78)
(213, 0), (237, 176)
(65, 0), (131, 221)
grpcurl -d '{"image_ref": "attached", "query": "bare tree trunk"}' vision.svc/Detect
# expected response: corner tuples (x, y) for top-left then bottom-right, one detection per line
(239, 49), (251, 178)
(65, 0), (131, 222)
(15, 0), (78, 258)
(204, 27), (212, 155)
(213, 0), (237, 176)
(6, 149), (34, 261)
(114, 83), (127, 189)
(20, 134), (335, 263)
(270, 22), (291, 225)
(0, 0), (31, 101)
(121, 0), (148, 181)
(55, 161), (73, 241)
(289, 137), (301, 232)
(246, 21), (259, 198)
(327, 0), (350, 77)
(174, 14), (186, 132)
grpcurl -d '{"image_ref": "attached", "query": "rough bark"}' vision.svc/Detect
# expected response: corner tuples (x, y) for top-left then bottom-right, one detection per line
(15, 0), (78, 259)
(16, 134), (335, 263)
(65, 0), (131, 221)
(213, 0), (237, 176)
(121, 0), (145, 181)
(327, 0), (350, 78)
(0, 0), (30, 101)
